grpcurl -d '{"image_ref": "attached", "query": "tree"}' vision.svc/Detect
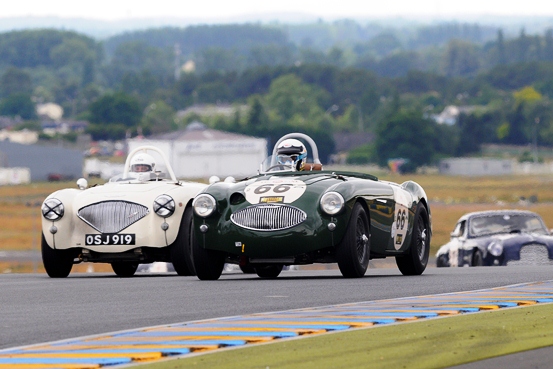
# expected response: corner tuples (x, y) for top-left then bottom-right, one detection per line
(245, 96), (269, 134)
(374, 110), (437, 168)
(0, 67), (33, 98)
(265, 74), (329, 125)
(141, 100), (176, 135)
(0, 93), (36, 120)
(87, 92), (143, 139)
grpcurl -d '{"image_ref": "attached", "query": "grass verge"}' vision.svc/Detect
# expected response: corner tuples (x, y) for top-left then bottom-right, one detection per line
(133, 303), (553, 369)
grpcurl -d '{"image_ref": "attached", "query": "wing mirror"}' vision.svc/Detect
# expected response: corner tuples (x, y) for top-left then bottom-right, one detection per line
(76, 178), (88, 190)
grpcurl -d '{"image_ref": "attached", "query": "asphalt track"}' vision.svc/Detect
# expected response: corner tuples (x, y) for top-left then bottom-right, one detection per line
(1, 265), (553, 368)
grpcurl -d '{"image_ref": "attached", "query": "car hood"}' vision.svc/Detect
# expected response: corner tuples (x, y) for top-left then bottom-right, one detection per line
(206, 172), (374, 205)
(48, 180), (202, 211)
(476, 232), (553, 248)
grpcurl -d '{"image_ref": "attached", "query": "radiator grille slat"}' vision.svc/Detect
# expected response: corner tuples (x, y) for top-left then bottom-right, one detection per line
(506, 244), (553, 266)
(231, 204), (306, 231)
(78, 201), (149, 233)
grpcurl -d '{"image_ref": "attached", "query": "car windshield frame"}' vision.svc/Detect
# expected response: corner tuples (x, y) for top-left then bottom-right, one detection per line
(467, 213), (548, 237)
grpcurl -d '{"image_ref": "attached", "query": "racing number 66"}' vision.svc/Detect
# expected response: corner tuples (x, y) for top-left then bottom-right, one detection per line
(396, 209), (407, 229)
(254, 183), (291, 194)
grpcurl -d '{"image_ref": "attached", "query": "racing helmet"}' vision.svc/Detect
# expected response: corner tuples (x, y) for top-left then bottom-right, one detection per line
(276, 139), (307, 171)
(130, 153), (156, 173)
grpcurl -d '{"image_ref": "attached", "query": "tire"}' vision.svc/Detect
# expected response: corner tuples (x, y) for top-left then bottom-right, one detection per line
(436, 254), (449, 267)
(170, 207), (196, 276)
(111, 262), (138, 277)
(41, 233), (74, 278)
(471, 249), (484, 266)
(255, 264), (283, 279)
(191, 225), (225, 280)
(336, 203), (370, 278)
(240, 265), (256, 274)
(396, 203), (430, 276)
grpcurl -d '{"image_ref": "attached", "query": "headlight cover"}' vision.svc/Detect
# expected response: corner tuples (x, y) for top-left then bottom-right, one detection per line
(193, 194), (217, 217)
(487, 241), (503, 257)
(42, 198), (64, 220)
(320, 192), (345, 215)
(154, 194), (175, 218)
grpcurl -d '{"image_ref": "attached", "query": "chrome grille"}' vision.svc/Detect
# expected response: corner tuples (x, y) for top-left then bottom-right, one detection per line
(506, 244), (553, 266)
(231, 204), (307, 231)
(78, 201), (149, 233)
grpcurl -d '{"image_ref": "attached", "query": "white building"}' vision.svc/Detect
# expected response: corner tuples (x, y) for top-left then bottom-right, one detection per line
(0, 129), (38, 144)
(439, 158), (514, 176)
(127, 123), (267, 179)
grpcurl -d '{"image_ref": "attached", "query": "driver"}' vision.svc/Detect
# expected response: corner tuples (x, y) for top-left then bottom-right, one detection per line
(276, 139), (307, 171)
(129, 153), (156, 180)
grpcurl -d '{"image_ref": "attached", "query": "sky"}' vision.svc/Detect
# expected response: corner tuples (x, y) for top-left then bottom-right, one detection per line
(2, 1), (553, 21)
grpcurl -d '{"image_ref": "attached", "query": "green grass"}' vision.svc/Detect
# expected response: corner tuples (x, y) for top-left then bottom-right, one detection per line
(134, 303), (553, 369)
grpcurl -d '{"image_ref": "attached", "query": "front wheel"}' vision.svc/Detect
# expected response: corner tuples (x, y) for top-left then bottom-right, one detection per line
(191, 226), (225, 280)
(41, 233), (74, 278)
(336, 203), (370, 278)
(170, 207), (196, 276)
(471, 249), (483, 266)
(111, 262), (138, 277)
(255, 264), (283, 279)
(396, 203), (430, 275)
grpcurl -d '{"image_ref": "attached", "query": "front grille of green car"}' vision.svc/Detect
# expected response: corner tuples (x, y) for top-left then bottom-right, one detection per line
(78, 201), (149, 233)
(230, 204), (307, 231)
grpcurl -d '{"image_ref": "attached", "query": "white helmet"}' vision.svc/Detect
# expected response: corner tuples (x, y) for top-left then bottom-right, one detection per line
(277, 138), (307, 171)
(130, 153), (155, 173)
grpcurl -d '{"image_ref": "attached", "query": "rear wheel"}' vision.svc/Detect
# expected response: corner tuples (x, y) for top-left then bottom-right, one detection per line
(170, 207), (196, 276)
(255, 264), (283, 279)
(396, 203), (430, 275)
(41, 233), (74, 278)
(471, 249), (483, 266)
(336, 203), (370, 278)
(191, 225), (225, 280)
(111, 262), (138, 277)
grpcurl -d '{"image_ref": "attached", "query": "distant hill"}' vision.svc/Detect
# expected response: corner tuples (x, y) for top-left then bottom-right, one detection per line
(1, 15), (553, 40)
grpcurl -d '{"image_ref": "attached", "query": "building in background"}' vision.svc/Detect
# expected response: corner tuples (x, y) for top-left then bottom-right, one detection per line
(0, 141), (83, 182)
(127, 122), (267, 179)
(439, 158), (514, 176)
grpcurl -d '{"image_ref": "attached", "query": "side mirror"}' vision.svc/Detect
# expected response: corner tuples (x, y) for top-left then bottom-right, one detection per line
(209, 176), (220, 184)
(77, 178), (88, 190)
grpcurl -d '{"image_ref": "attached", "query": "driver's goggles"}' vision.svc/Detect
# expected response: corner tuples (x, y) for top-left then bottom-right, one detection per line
(277, 155), (299, 164)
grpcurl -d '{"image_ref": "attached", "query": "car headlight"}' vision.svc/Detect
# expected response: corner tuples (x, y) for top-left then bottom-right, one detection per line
(487, 241), (503, 257)
(154, 194), (175, 218)
(42, 198), (64, 220)
(193, 194), (217, 217)
(320, 192), (345, 215)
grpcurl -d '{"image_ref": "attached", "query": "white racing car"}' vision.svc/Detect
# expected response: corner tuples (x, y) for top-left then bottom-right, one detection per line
(40, 145), (206, 278)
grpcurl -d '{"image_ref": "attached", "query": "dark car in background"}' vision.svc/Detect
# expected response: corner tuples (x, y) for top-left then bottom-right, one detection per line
(436, 210), (553, 267)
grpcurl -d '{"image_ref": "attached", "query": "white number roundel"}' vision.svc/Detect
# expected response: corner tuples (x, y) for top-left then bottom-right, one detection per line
(391, 186), (413, 250)
(244, 179), (306, 204)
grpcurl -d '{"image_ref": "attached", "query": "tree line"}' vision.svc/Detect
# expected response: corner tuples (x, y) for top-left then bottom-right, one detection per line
(1, 23), (553, 170)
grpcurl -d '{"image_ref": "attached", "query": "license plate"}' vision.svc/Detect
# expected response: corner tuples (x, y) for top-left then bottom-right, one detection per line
(85, 234), (135, 245)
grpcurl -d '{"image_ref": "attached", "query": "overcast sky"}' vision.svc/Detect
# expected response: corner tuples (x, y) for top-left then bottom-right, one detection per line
(2, 1), (552, 21)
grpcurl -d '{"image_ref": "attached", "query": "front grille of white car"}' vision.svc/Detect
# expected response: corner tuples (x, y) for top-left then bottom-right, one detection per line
(78, 201), (149, 233)
(230, 204), (307, 231)
(506, 244), (553, 266)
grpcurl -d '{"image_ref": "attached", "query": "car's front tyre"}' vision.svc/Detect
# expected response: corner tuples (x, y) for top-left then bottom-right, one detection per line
(170, 207), (196, 276)
(471, 249), (484, 266)
(111, 262), (138, 277)
(396, 203), (430, 275)
(41, 233), (74, 278)
(436, 254), (449, 267)
(191, 226), (225, 280)
(336, 203), (370, 278)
